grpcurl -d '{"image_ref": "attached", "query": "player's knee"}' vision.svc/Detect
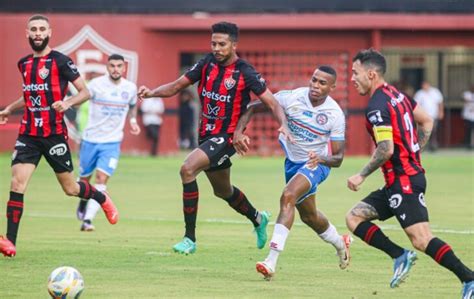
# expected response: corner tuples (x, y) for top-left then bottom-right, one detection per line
(408, 233), (432, 251)
(281, 189), (297, 206)
(61, 183), (78, 196)
(95, 174), (108, 185)
(300, 213), (316, 226)
(179, 164), (195, 181)
(345, 211), (360, 232)
(10, 177), (27, 193)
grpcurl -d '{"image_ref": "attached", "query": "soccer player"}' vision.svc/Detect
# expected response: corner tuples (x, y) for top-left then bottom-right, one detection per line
(137, 21), (291, 254)
(76, 54), (140, 231)
(0, 15), (118, 257)
(233, 66), (352, 280)
(345, 48), (473, 297)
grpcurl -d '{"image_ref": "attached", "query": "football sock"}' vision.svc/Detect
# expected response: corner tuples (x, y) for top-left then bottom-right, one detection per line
(353, 221), (405, 259)
(183, 180), (199, 242)
(77, 199), (88, 214)
(83, 184), (106, 221)
(318, 223), (345, 251)
(77, 180), (105, 204)
(425, 237), (474, 282)
(224, 186), (259, 227)
(266, 224), (290, 269)
(6, 191), (24, 245)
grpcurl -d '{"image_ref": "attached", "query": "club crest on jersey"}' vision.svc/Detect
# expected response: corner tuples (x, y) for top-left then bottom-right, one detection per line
(38, 66), (49, 79)
(316, 113), (328, 125)
(121, 91), (129, 100)
(224, 77), (236, 90)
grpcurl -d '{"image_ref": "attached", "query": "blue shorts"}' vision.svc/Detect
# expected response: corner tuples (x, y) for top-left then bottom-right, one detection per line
(79, 140), (121, 177)
(284, 158), (330, 204)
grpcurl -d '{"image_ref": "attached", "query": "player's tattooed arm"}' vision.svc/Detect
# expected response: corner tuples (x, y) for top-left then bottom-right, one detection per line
(349, 202), (379, 221)
(412, 105), (434, 152)
(417, 126), (432, 151)
(359, 140), (393, 177)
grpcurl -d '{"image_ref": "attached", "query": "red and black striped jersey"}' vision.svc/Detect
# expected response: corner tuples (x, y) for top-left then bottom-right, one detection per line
(185, 53), (267, 139)
(365, 83), (424, 186)
(17, 50), (80, 137)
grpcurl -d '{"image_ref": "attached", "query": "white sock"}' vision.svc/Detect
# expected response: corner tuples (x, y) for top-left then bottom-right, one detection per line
(265, 224), (290, 269)
(84, 184), (106, 222)
(318, 223), (345, 251)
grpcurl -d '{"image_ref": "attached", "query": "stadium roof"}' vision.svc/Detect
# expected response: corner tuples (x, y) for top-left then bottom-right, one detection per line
(2, 0), (474, 14)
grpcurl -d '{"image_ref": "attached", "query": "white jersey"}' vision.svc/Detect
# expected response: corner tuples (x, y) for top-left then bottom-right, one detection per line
(82, 75), (137, 143)
(275, 87), (345, 163)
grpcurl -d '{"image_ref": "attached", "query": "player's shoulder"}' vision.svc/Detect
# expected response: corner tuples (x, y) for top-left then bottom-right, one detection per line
(368, 88), (391, 110)
(120, 77), (137, 89)
(187, 53), (213, 73)
(275, 87), (297, 97)
(324, 95), (344, 113)
(236, 58), (258, 73)
(88, 75), (106, 85)
(49, 50), (73, 63)
(18, 54), (33, 65)
(275, 87), (306, 101)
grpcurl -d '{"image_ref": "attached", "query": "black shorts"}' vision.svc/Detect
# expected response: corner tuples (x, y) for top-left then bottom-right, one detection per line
(362, 173), (429, 228)
(199, 134), (236, 172)
(11, 134), (74, 173)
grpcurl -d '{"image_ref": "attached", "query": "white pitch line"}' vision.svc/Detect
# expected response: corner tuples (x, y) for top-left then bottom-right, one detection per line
(25, 212), (474, 235)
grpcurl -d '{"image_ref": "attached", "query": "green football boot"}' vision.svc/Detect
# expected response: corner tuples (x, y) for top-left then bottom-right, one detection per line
(172, 237), (197, 255)
(254, 211), (270, 249)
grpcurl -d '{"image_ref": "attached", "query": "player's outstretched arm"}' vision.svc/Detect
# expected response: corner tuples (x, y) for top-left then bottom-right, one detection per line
(258, 89), (294, 143)
(52, 77), (90, 113)
(138, 75), (191, 100)
(413, 105), (433, 151)
(0, 96), (25, 125)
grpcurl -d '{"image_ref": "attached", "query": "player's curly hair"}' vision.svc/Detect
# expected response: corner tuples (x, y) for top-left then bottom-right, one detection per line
(353, 48), (386, 75)
(212, 22), (239, 42)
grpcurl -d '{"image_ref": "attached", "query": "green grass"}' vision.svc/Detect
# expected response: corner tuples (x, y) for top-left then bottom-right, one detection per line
(0, 153), (473, 298)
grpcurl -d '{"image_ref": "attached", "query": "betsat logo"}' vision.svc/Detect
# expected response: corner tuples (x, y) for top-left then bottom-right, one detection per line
(23, 83), (49, 92)
(201, 87), (231, 103)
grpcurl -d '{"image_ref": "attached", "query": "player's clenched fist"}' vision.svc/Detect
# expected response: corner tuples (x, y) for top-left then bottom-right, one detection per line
(347, 174), (365, 191)
(51, 101), (71, 113)
(0, 109), (11, 125)
(137, 85), (153, 100)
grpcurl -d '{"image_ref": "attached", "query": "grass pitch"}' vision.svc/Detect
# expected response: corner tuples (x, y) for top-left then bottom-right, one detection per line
(0, 152), (473, 298)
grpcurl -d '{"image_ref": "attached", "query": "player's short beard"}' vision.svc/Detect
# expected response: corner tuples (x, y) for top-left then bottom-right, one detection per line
(109, 74), (122, 82)
(29, 37), (49, 52)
